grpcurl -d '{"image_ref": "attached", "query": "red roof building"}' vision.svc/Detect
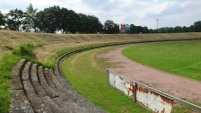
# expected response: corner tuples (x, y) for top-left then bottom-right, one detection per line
(120, 24), (126, 32)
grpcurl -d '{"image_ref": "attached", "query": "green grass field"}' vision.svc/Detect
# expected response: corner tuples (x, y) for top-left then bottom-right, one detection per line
(62, 47), (150, 113)
(122, 40), (201, 81)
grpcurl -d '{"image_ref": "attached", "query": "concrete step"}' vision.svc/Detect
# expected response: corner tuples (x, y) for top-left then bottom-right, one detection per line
(10, 59), (107, 113)
(37, 66), (59, 98)
(44, 68), (56, 88)
(30, 64), (46, 97)
(10, 59), (34, 113)
(21, 62), (52, 113)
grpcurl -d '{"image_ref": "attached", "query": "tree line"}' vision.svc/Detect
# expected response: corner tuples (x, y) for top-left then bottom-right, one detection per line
(154, 21), (201, 33)
(0, 4), (200, 34)
(0, 4), (103, 33)
(126, 22), (201, 34)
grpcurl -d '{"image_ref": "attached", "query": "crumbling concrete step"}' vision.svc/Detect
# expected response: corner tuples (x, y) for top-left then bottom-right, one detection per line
(10, 59), (107, 113)
(44, 68), (56, 88)
(9, 90), (34, 113)
(22, 62), (52, 113)
(10, 59), (34, 113)
(30, 64), (46, 97)
(37, 66), (59, 98)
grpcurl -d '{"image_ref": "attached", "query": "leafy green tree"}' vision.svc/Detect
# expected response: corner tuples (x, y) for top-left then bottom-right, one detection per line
(6, 8), (24, 30)
(0, 11), (5, 26)
(174, 26), (183, 32)
(188, 25), (195, 32)
(67, 10), (79, 33)
(142, 27), (149, 33)
(104, 20), (119, 34)
(88, 15), (103, 33)
(194, 21), (201, 32)
(113, 24), (120, 33)
(135, 26), (143, 33)
(35, 11), (44, 32)
(59, 7), (71, 33)
(182, 26), (188, 32)
(23, 4), (37, 31)
(77, 13), (88, 33)
(130, 24), (136, 33)
(34, 5), (103, 33)
(77, 14), (103, 33)
(130, 24), (150, 34)
(36, 6), (61, 33)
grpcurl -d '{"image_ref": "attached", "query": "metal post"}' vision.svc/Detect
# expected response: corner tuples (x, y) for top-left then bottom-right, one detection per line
(157, 19), (159, 33)
(134, 82), (137, 103)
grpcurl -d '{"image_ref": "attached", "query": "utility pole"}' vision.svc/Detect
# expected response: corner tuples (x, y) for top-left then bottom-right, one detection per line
(156, 19), (159, 33)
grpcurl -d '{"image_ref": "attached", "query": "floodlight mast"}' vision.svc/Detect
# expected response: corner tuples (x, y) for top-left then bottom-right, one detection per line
(156, 19), (159, 32)
(157, 19), (159, 29)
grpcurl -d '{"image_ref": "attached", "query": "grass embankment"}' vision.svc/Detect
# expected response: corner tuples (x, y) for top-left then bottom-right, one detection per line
(62, 47), (150, 113)
(1, 30), (201, 62)
(123, 40), (201, 81)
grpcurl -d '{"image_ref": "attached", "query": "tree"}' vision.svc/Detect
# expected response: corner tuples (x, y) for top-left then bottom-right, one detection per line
(104, 20), (119, 34)
(59, 7), (71, 33)
(86, 15), (102, 33)
(23, 4), (37, 31)
(135, 26), (143, 33)
(77, 13), (88, 33)
(67, 10), (79, 33)
(174, 26), (183, 32)
(142, 27), (149, 33)
(6, 8), (24, 30)
(188, 25), (194, 32)
(36, 6), (61, 33)
(0, 11), (5, 26)
(182, 26), (188, 32)
(194, 21), (201, 32)
(77, 14), (103, 33)
(130, 24), (136, 33)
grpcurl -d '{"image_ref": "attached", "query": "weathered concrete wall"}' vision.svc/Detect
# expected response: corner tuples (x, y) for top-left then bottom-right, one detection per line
(108, 70), (174, 113)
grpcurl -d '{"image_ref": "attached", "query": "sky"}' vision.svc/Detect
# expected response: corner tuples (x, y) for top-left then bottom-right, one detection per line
(0, 0), (201, 29)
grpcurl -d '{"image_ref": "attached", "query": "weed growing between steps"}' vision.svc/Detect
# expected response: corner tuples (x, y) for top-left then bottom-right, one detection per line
(0, 43), (42, 113)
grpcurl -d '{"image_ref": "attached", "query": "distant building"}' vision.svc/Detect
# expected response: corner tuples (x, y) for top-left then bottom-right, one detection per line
(125, 24), (130, 32)
(0, 25), (6, 30)
(120, 23), (130, 33)
(120, 24), (126, 32)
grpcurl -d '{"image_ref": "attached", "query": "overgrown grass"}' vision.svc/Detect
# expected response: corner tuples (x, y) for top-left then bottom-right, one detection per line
(62, 47), (150, 113)
(0, 54), (20, 113)
(13, 43), (36, 57)
(0, 42), (42, 113)
(122, 40), (201, 81)
(172, 104), (201, 113)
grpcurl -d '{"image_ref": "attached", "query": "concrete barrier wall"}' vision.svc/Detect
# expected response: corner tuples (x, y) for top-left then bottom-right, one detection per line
(108, 70), (174, 113)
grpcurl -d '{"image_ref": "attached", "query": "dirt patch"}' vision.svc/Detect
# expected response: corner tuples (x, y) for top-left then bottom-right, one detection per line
(97, 45), (201, 104)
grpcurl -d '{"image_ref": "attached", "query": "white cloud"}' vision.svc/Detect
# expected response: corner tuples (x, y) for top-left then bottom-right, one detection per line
(0, 0), (201, 29)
